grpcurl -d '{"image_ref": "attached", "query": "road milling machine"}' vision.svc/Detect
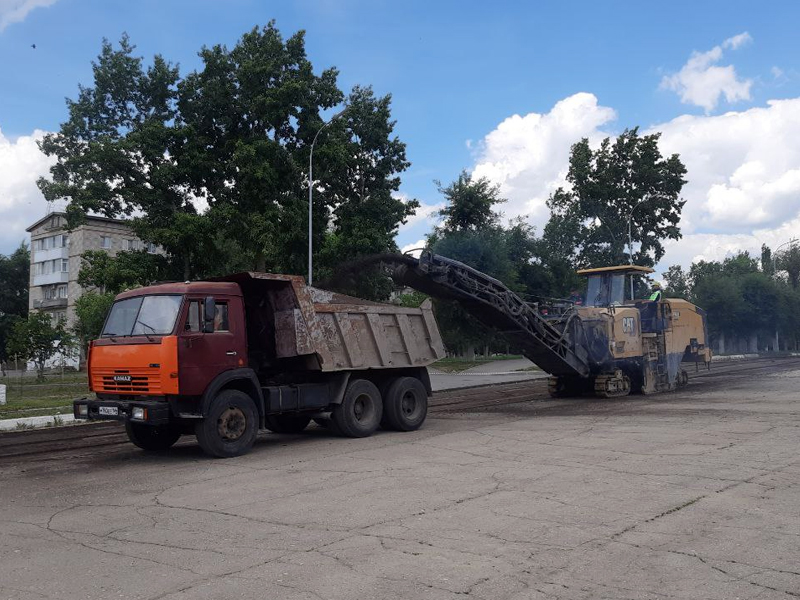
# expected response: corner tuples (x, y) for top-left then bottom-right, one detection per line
(392, 252), (712, 398)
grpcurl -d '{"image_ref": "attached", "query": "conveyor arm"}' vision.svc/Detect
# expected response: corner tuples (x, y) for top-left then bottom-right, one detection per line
(393, 252), (590, 377)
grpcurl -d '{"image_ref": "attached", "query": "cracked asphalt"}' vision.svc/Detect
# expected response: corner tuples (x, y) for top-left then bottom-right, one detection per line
(1, 358), (799, 599)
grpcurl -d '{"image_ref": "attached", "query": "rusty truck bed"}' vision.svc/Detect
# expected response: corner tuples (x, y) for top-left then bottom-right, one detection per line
(217, 272), (445, 372)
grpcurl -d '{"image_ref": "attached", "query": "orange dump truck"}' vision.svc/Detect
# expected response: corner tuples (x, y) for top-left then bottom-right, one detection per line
(74, 272), (445, 457)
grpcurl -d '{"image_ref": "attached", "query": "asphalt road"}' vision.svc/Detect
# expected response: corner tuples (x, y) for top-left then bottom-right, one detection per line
(1, 358), (799, 599)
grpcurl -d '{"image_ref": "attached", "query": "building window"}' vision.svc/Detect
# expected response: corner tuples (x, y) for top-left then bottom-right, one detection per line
(100, 236), (112, 249)
(57, 284), (68, 298)
(61, 259), (69, 272)
(147, 242), (157, 253)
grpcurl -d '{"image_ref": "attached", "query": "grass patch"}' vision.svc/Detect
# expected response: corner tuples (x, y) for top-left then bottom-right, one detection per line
(432, 354), (523, 373)
(0, 372), (89, 419)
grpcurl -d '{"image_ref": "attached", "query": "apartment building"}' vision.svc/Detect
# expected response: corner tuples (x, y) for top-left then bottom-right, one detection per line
(26, 212), (159, 329)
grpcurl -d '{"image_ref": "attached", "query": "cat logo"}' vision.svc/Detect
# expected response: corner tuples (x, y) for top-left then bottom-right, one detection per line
(622, 317), (635, 334)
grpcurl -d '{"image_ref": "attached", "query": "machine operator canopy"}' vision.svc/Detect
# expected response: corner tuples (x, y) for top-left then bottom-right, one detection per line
(576, 265), (655, 308)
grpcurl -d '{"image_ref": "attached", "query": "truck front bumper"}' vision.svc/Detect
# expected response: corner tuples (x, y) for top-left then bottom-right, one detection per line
(73, 398), (171, 426)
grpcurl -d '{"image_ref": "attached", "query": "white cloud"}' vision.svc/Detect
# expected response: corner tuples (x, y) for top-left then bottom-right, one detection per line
(654, 98), (800, 232)
(472, 92), (616, 227)
(660, 33), (753, 113)
(400, 240), (427, 258)
(0, 0), (58, 31)
(468, 92), (800, 275)
(399, 200), (444, 232)
(0, 127), (57, 254)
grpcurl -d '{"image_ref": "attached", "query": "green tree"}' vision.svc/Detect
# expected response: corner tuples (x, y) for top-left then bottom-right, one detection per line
(40, 24), (417, 288)
(74, 292), (116, 345)
(178, 22), (343, 274)
(316, 86), (419, 299)
(761, 244), (774, 277)
(436, 171), (504, 232)
(546, 128), (687, 268)
(0, 242), (30, 371)
(775, 243), (800, 289)
(662, 265), (690, 299)
(37, 35), (213, 279)
(427, 167), (520, 357)
(6, 313), (75, 380)
(77, 250), (177, 294)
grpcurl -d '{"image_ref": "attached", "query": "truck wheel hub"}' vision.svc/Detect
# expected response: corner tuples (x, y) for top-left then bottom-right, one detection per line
(353, 394), (372, 422)
(401, 391), (417, 416)
(218, 407), (246, 440)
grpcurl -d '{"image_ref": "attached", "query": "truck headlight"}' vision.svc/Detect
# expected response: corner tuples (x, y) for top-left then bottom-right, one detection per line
(132, 406), (146, 421)
(76, 404), (88, 417)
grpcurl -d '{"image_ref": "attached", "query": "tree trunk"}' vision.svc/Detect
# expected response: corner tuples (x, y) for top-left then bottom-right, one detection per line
(718, 331), (725, 355)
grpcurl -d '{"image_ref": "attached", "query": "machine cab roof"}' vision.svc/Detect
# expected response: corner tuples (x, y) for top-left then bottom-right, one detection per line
(576, 265), (654, 308)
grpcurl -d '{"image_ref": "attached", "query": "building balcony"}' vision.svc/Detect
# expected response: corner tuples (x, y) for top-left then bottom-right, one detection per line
(32, 246), (68, 262)
(34, 298), (68, 309)
(33, 272), (70, 286)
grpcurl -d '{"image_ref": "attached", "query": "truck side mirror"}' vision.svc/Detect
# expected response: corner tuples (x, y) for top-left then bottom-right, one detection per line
(203, 296), (216, 333)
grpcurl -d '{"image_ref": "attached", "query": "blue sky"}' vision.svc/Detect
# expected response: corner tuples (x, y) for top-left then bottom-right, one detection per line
(2, 0), (800, 273)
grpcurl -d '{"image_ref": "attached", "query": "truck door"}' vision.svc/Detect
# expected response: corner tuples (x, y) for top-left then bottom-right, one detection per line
(178, 296), (246, 396)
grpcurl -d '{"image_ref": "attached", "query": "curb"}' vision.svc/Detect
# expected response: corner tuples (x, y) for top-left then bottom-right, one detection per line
(0, 413), (78, 432)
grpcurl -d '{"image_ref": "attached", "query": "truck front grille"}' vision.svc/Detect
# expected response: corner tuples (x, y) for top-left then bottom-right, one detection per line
(93, 368), (162, 394)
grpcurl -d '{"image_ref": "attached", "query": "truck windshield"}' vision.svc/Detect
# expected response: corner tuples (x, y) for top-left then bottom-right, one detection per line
(101, 295), (183, 337)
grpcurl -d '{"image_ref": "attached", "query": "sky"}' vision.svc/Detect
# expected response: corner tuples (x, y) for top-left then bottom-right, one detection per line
(1, 0), (800, 277)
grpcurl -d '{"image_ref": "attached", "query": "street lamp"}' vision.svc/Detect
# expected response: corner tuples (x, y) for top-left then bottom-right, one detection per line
(626, 196), (655, 266)
(308, 106), (348, 286)
(625, 196), (655, 300)
(772, 238), (798, 273)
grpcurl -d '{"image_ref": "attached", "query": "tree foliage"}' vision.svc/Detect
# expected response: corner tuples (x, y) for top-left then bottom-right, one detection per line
(675, 250), (800, 350)
(436, 171), (504, 232)
(662, 265), (690, 299)
(0, 242), (30, 366)
(6, 313), (75, 379)
(546, 128), (687, 268)
(74, 292), (116, 344)
(77, 250), (177, 294)
(775, 243), (800, 289)
(38, 23), (416, 295)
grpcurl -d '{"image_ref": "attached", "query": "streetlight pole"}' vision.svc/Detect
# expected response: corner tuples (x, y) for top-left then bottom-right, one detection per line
(625, 196), (654, 300)
(308, 106), (348, 286)
(772, 238), (797, 273)
(626, 196), (654, 266)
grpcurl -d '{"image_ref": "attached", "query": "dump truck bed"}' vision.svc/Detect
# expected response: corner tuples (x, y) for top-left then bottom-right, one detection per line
(217, 272), (446, 372)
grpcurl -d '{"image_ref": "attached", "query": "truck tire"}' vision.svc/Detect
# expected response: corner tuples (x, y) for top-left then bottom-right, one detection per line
(265, 415), (311, 434)
(125, 421), (181, 452)
(331, 379), (382, 438)
(381, 377), (427, 431)
(195, 389), (258, 458)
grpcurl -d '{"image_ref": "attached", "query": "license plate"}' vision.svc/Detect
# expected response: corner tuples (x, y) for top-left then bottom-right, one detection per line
(98, 406), (119, 416)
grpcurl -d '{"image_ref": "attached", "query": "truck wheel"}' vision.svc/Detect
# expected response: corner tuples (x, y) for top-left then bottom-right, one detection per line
(125, 421), (181, 452)
(265, 415), (311, 434)
(195, 390), (258, 458)
(331, 379), (382, 438)
(381, 377), (428, 431)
